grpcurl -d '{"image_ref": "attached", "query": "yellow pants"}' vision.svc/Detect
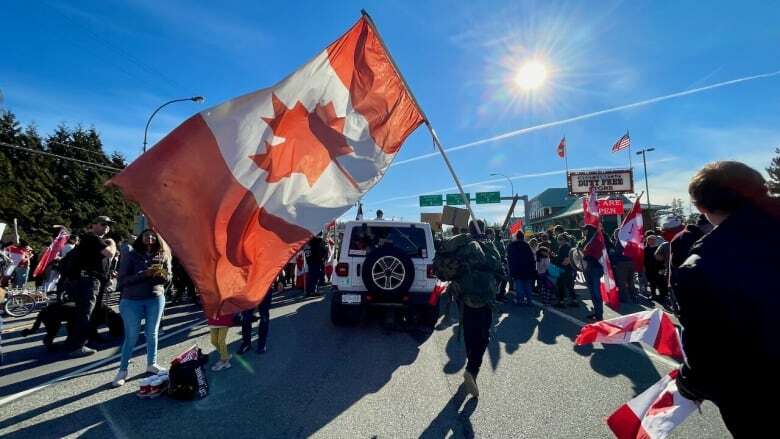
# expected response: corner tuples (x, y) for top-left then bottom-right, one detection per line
(209, 327), (230, 361)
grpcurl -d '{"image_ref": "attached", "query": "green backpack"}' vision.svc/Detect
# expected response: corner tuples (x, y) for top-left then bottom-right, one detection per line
(432, 234), (471, 281)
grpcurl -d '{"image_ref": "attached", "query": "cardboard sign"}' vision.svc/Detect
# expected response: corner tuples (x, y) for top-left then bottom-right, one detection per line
(420, 213), (443, 232)
(441, 206), (470, 229)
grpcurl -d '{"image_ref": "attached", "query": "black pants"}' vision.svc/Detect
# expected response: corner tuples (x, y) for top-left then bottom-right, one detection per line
(241, 291), (272, 349)
(66, 275), (101, 350)
(306, 264), (323, 295)
(556, 271), (576, 302)
(462, 304), (492, 378)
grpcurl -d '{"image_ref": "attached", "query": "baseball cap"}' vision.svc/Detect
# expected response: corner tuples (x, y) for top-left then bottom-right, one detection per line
(92, 215), (115, 225)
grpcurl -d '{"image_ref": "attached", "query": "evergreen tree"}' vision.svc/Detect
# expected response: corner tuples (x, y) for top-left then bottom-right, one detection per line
(0, 110), (138, 257)
(767, 147), (780, 195)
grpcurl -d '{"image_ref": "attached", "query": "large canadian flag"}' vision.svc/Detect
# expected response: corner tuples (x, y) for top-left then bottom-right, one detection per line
(583, 187), (620, 311)
(575, 308), (684, 361)
(618, 197), (644, 272)
(110, 17), (424, 317)
(607, 370), (697, 439)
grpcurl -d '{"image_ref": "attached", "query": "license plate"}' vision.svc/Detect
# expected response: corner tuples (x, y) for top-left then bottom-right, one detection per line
(341, 294), (361, 304)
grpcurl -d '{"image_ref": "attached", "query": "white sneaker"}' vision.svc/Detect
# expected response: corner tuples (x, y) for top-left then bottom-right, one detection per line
(463, 371), (479, 398)
(112, 370), (128, 387)
(146, 364), (167, 375)
(211, 360), (232, 371)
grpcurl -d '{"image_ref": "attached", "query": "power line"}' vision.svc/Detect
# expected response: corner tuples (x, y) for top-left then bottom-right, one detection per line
(47, 140), (107, 157)
(0, 141), (122, 173)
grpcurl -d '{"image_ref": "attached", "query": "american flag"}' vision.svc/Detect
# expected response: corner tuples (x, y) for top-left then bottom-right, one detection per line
(556, 137), (566, 158)
(611, 132), (631, 152)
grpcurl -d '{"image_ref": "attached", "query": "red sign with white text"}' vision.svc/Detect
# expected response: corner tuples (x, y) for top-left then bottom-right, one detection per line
(598, 199), (625, 216)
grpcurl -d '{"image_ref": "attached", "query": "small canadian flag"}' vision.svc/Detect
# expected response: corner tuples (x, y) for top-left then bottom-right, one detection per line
(607, 370), (697, 439)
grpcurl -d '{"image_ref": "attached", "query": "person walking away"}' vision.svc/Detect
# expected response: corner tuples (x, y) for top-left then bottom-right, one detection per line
(432, 219), (502, 398)
(63, 216), (117, 356)
(674, 161), (780, 437)
(553, 234), (577, 307)
(208, 311), (235, 371)
(111, 229), (172, 387)
(304, 235), (328, 297)
(506, 231), (536, 306)
(581, 224), (604, 321)
(238, 273), (284, 355)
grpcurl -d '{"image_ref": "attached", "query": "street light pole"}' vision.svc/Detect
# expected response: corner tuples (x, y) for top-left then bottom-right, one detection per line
(636, 148), (655, 210)
(490, 172), (514, 196)
(143, 96), (205, 153)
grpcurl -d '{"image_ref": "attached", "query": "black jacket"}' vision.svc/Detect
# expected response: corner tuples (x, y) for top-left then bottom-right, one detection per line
(675, 201), (780, 405)
(506, 240), (536, 280)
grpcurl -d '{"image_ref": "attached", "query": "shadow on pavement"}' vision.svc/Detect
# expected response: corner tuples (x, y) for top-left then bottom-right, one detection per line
(3, 290), (435, 438)
(573, 343), (663, 395)
(420, 385), (477, 439)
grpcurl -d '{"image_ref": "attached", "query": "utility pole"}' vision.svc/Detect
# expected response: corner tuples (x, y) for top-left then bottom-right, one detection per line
(636, 148), (655, 210)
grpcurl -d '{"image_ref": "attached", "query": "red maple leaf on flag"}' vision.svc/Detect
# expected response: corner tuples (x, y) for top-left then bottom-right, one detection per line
(250, 93), (356, 187)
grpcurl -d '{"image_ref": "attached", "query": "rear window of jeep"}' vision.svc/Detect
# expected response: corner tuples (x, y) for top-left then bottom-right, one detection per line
(348, 226), (428, 258)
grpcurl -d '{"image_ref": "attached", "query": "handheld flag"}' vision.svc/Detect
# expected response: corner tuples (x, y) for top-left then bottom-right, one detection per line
(582, 186), (620, 311)
(110, 17), (425, 317)
(618, 196), (645, 272)
(509, 218), (524, 236)
(607, 370), (696, 439)
(32, 229), (70, 278)
(575, 308), (684, 361)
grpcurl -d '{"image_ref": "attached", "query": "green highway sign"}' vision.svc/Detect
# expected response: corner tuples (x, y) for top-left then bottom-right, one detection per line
(419, 194), (443, 207)
(446, 193), (470, 206)
(475, 191), (501, 204)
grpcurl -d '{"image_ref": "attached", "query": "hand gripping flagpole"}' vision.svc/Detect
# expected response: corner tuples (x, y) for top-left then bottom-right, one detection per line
(360, 10), (483, 235)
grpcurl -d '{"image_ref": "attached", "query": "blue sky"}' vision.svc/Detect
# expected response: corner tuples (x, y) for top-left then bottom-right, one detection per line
(4, 0), (780, 223)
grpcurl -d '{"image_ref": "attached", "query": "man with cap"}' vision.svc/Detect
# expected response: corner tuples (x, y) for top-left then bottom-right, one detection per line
(64, 216), (117, 356)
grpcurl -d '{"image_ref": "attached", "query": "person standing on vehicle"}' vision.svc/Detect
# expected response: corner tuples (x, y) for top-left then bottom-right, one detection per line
(112, 229), (172, 387)
(64, 216), (117, 356)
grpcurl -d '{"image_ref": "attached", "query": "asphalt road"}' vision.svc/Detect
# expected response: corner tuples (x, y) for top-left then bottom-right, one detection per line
(0, 287), (731, 438)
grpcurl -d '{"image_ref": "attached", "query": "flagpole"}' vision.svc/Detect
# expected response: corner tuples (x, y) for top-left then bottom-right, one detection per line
(360, 10), (482, 234)
(563, 136), (569, 177)
(627, 130), (633, 170)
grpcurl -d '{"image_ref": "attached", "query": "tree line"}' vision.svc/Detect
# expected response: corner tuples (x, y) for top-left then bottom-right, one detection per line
(0, 110), (138, 254)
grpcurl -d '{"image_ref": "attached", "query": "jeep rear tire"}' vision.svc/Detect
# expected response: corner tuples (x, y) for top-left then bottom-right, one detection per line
(361, 246), (415, 295)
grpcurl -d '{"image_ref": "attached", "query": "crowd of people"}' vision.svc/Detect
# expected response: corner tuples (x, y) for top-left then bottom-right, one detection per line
(434, 160), (779, 437)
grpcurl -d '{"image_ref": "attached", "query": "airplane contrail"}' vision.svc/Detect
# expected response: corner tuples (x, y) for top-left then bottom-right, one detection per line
(392, 69), (780, 167)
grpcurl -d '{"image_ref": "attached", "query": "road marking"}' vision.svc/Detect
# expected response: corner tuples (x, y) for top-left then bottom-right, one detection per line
(0, 318), (207, 407)
(532, 299), (681, 369)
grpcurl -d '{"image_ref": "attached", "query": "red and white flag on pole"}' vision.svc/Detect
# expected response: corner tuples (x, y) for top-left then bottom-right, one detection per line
(32, 228), (70, 278)
(618, 196), (645, 272)
(110, 17), (425, 317)
(582, 187), (620, 311)
(611, 132), (631, 152)
(607, 369), (697, 439)
(575, 308), (684, 361)
(556, 137), (566, 158)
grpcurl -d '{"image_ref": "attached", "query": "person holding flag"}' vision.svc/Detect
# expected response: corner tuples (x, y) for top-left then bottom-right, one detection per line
(581, 224), (605, 321)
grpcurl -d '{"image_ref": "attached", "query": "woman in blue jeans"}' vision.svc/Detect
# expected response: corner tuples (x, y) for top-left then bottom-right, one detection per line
(112, 229), (172, 387)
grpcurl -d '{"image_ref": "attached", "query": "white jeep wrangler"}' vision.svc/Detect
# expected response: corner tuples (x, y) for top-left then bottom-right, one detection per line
(330, 220), (439, 326)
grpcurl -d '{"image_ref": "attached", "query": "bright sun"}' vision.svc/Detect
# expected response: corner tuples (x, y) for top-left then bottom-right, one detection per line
(514, 60), (548, 91)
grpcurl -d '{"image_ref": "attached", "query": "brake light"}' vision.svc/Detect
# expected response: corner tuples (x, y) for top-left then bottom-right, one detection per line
(427, 264), (436, 279)
(336, 263), (349, 277)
